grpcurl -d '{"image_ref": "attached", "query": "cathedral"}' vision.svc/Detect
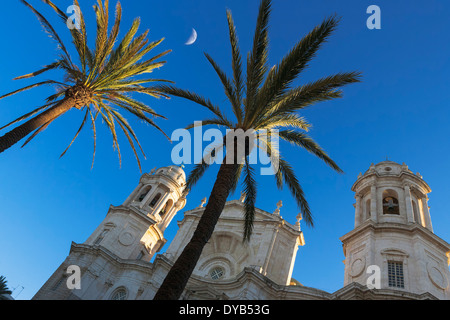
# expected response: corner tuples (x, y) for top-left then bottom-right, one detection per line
(32, 161), (450, 300)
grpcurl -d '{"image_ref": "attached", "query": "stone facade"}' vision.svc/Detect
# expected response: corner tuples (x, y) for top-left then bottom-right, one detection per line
(32, 162), (450, 300)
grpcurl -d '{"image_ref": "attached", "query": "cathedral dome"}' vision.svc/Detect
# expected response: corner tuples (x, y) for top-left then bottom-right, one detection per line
(371, 160), (406, 176)
(156, 165), (186, 185)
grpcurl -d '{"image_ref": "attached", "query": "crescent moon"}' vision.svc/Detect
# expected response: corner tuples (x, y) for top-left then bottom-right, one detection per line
(185, 28), (197, 45)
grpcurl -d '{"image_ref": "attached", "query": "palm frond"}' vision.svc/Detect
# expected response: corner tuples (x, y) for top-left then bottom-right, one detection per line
(230, 162), (244, 193)
(111, 109), (144, 172)
(157, 85), (233, 127)
(111, 109), (146, 156)
(256, 113), (312, 131)
(21, 0), (73, 67)
(72, 0), (90, 73)
(184, 161), (210, 194)
(41, 0), (71, 23)
(103, 92), (166, 118)
(98, 103), (122, 166)
(0, 0), (171, 168)
(87, 0), (110, 83)
(256, 15), (340, 117)
(103, 17), (141, 71)
(13, 61), (61, 80)
(59, 108), (89, 158)
(88, 108), (99, 169)
(0, 276), (12, 297)
(99, 1), (122, 74)
(93, 36), (168, 88)
(42, 0), (92, 74)
(101, 96), (170, 140)
(204, 53), (241, 123)
(0, 81), (61, 100)
(226, 9), (244, 123)
(256, 131), (282, 187)
(278, 157), (313, 226)
(278, 129), (342, 173)
(266, 71), (362, 118)
(244, 0), (271, 126)
(184, 140), (226, 194)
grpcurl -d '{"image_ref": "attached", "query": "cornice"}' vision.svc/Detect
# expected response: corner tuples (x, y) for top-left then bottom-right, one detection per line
(105, 205), (164, 240)
(69, 242), (156, 274)
(340, 221), (450, 254)
(140, 173), (184, 196)
(352, 170), (431, 193)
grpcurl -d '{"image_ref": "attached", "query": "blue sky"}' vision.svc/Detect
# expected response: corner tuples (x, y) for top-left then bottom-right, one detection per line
(1, 0), (450, 300)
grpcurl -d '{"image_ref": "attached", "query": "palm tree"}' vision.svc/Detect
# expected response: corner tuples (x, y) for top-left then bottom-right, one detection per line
(0, 0), (172, 171)
(0, 276), (12, 300)
(153, 0), (361, 300)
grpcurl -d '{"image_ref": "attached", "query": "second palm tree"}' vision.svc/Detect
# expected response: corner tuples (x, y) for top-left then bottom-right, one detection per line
(154, 0), (361, 300)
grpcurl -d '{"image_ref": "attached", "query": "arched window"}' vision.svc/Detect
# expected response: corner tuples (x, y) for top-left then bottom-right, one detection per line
(137, 186), (152, 202)
(110, 288), (127, 300)
(412, 201), (421, 225)
(160, 199), (173, 217)
(149, 193), (161, 208)
(365, 199), (371, 219)
(383, 195), (400, 215)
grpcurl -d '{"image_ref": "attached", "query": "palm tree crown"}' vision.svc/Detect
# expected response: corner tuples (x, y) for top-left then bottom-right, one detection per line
(0, 0), (172, 171)
(160, 0), (361, 240)
(0, 276), (12, 300)
(154, 0), (361, 300)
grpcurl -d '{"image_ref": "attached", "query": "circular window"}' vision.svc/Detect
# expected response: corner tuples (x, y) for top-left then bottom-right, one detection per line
(385, 167), (392, 171)
(111, 288), (127, 300)
(210, 267), (225, 280)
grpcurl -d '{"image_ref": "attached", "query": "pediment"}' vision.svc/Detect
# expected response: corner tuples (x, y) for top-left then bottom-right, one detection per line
(221, 200), (278, 222)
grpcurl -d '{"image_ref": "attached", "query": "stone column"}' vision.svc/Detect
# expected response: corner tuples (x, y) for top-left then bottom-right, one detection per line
(370, 184), (377, 222)
(153, 192), (172, 217)
(263, 226), (279, 276)
(421, 197), (433, 232)
(139, 184), (158, 209)
(159, 205), (178, 231)
(403, 184), (415, 223)
(354, 194), (362, 227)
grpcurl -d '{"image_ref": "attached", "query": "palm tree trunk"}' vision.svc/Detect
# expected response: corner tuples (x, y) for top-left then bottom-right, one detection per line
(153, 161), (240, 300)
(0, 98), (74, 153)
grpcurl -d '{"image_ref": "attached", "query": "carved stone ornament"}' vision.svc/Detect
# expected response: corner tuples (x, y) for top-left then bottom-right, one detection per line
(118, 231), (136, 246)
(350, 256), (366, 277)
(427, 262), (448, 290)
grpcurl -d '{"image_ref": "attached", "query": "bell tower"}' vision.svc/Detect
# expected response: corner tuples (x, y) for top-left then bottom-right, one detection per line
(84, 165), (187, 261)
(340, 161), (450, 299)
(33, 165), (188, 300)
